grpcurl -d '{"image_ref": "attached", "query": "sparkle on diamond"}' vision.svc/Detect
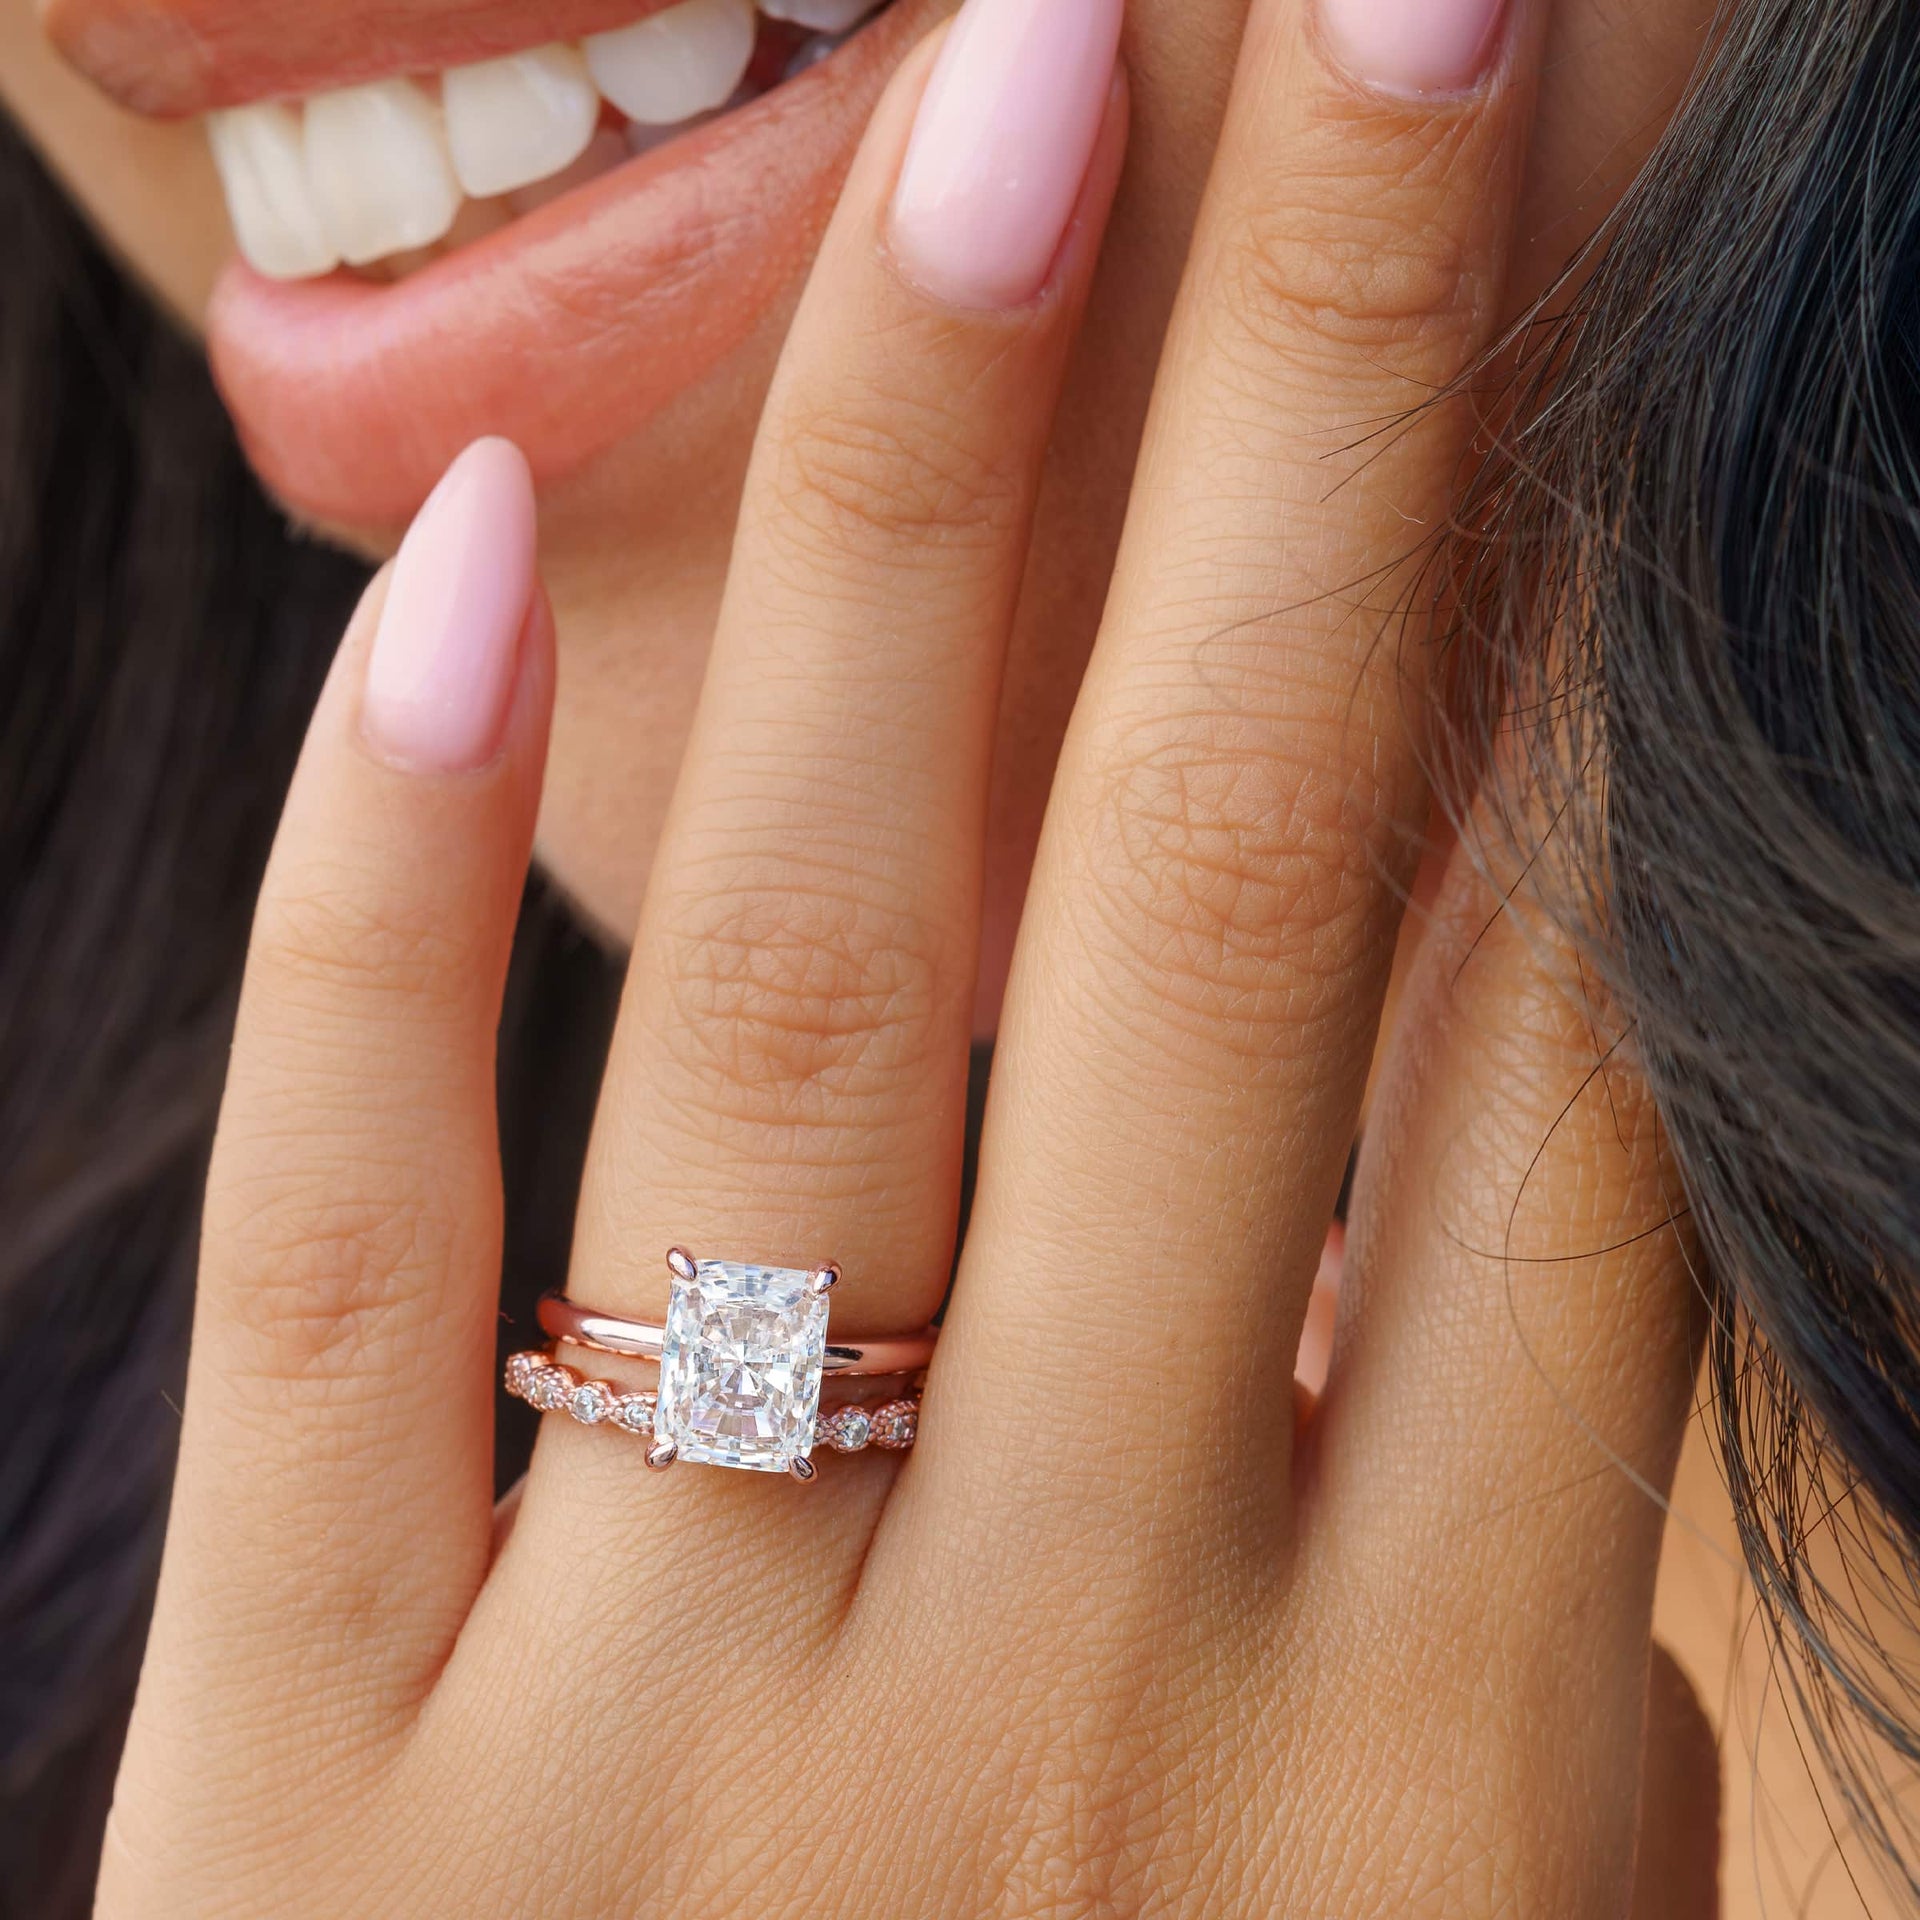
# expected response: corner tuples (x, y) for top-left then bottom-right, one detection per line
(655, 1260), (828, 1472)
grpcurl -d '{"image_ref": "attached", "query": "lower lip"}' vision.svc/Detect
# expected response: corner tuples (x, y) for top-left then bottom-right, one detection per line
(208, 1), (924, 532)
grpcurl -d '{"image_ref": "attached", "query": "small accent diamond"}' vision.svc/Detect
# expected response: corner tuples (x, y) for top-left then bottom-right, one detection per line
(568, 1381), (615, 1425)
(531, 1363), (577, 1412)
(505, 1351), (541, 1399)
(868, 1400), (918, 1450)
(612, 1394), (655, 1435)
(821, 1407), (872, 1453)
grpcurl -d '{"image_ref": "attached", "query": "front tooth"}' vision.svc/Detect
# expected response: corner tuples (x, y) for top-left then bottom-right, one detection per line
(207, 104), (339, 280)
(442, 45), (600, 198)
(303, 79), (462, 267)
(756, 0), (884, 29)
(584, 0), (757, 126)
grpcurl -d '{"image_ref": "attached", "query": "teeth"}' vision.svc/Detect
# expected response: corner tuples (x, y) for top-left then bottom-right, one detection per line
(505, 126), (632, 215)
(206, 103), (339, 280)
(442, 45), (601, 199)
(583, 0), (757, 126)
(304, 79), (462, 267)
(757, 0), (883, 29)
(204, 0), (891, 280)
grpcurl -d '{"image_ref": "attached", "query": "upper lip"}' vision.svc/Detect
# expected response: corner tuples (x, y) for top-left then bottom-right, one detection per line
(44, 0), (715, 116)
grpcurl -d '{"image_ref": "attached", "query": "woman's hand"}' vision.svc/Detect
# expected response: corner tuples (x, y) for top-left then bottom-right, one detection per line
(98, 0), (1703, 1912)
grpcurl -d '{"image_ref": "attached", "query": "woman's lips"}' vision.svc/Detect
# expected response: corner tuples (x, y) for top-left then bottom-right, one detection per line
(206, 1), (926, 531)
(47, 0), (725, 116)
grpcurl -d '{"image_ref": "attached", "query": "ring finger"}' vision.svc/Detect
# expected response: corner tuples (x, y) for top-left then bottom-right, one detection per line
(507, 2), (1128, 1566)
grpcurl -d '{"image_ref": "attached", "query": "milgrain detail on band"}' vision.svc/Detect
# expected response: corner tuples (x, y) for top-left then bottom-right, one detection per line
(504, 1350), (920, 1455)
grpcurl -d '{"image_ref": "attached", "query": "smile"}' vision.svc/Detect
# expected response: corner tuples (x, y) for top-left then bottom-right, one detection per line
(44, 0), (929, 526)
(204, 0), (896, 280)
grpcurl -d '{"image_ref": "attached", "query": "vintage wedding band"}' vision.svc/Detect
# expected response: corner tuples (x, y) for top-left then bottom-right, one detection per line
(513, 1248), (934, 1483)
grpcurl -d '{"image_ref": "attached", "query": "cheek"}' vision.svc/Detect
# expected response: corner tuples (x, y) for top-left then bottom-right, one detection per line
(0, 0), (231, 325)
(518, 355), (777, 943)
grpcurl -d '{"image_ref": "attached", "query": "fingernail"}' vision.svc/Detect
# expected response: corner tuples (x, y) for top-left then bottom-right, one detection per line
(1319, 0), (1506, 94)
(361, 437), (538, 772)
(888, 0), (1122, 310)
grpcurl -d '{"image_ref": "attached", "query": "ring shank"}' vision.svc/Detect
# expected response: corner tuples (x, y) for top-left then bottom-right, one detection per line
(536, 1294), (938, 1377)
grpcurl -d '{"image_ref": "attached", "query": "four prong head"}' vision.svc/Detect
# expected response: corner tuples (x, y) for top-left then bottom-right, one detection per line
(645, 1441), (679, 1472)
(666, 1246), (698, 1284)
(806, 1262), (841, 1298)
(788, 1455), (818, 1482)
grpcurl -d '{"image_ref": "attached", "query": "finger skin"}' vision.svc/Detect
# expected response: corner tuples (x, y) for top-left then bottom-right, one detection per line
(925, 0), (1555, 1563)
(495, 25), (1128, 1640)
(1291, 815), (1699, 1912)
(122, 523), (551, 1798)
(564, 38), (1127, 1349)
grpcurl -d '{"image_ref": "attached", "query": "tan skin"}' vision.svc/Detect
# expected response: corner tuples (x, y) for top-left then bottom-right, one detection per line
(8, 0), (1705, 979)
(5, 0), (1816, 1914)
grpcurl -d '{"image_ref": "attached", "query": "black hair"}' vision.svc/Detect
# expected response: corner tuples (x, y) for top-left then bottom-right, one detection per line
(1457, 0), (1920, 1897)
(0, 113), (621, 1917)
(11, 0), (1920, 1905)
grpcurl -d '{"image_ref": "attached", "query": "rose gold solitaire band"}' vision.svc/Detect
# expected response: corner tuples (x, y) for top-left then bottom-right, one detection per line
(537, 1293), (938, 1378)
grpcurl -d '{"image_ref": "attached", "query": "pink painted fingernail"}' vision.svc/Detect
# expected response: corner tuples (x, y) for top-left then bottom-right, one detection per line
(889, 0), (1122, 310)
(361, 437), (538, 772)
(1319, 0), (1507, 94)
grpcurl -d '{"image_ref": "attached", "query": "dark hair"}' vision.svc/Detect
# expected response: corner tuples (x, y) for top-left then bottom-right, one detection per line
(1456, 0), (1920, 1897)
(10, 0), (1920, 1906)
(0, 113), (621, 1917)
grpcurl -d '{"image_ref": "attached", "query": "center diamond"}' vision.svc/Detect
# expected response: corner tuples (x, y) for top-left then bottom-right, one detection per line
(655, 1260), (828, 1472)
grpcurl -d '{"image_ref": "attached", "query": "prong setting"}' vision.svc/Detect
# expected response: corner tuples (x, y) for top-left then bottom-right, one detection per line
(788, 1456), (817, 1482)
(645, 1441), (679, 1472)
(806, 1262), (841, 1298)
(666, 1246), (698, 1283)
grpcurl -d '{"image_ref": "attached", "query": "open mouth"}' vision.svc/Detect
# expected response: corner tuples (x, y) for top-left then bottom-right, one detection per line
(205, 0), (897, 281)
(44, 0), (929, 525)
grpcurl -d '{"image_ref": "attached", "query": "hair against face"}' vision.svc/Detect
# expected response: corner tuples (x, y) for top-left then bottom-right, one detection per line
(0, 112), (357, 1911)
(1445, 0), (1920, 1895)
(0, 117), (625, 1916)
(6, 0), (1920, 1907)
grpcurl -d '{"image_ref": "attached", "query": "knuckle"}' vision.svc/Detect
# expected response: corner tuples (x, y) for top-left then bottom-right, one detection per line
(765, 375), (1020, 562)
(205, 1160), (474, 1382)
(1074, 700), (1388, 1038)
(1215, 129), (1485, 368)
(251, 868), (469, 1011)
(658, 878), (951, 1116)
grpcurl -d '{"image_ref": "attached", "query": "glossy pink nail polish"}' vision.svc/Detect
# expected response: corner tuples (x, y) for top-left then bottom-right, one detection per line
(889, 0), (1122, 311)
(1319, 0), (1507, 94)
(361, 437), (537, 772)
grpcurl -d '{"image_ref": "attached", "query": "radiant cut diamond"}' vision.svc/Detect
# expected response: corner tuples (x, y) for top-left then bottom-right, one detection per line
(655, 1260), (828, 1472)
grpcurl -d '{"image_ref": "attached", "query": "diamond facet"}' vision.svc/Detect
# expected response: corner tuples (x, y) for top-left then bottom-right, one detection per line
(655, 1259), (828, 1473)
